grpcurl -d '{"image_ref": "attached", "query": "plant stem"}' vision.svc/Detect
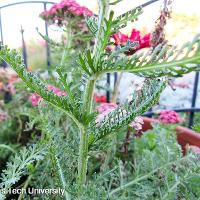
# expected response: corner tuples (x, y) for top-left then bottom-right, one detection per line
(61, 24), (72, 66)
(77, 78), (96, 187)
(17, 115), (23, 143)
(0, 144), (16, 154)
(18, 174), (33, 200)
(83, 78), (96, 114)
(93, 0), (109, 67)
(55, 154), (71, 200)
(77, 0), (109, 189)
(112, 73), (123, 103)
(161, 179), (181, 200)
(17, 161), (40, 200)
(77, 126), (88, 186)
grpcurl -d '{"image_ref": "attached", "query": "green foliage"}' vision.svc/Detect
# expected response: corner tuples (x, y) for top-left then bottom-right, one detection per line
(0, 1), (200, 199)
(109, 0), (124, 5)
(0, 46), (82, 125)
(70, 125), (200, 199)
(1, 7), (200, 137)
(86, 11), (200, 79)
(96, 34), (200, 77)
(192, 112), (200, 133)
(106, 124), (200, 199)
(112, 6), (142, 30)
(0, 145), (45, 199)
(89, 79), (166, 144)
(86, 6), (142, 37)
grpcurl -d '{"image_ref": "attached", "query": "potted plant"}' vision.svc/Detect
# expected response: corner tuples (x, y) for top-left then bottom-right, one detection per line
(142, 116), (200, 153)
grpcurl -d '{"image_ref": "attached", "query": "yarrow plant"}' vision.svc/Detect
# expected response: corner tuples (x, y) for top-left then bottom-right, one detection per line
(0, 0), (200, 199)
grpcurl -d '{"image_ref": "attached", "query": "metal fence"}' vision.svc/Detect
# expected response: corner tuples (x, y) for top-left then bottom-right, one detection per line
(0, 0), (199, 128)
(0, 1), (55, 67)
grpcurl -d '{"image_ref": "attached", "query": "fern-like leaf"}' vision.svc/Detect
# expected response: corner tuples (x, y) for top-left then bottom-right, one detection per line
(0, 145), (45, 198)
(89, 79), (166, 144)
(0, 46), (81, 125)
(98, 34), (200, 77)
(86, 6), (142, 36)
(36, 28), (60, 47)
(86, 15), (98, 36)
(112, 6), (143, 30)
(109, 0), (124, 5)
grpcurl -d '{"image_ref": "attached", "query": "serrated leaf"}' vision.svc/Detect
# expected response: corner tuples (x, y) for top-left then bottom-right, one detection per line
(98, 34), (200, 78)
(0, 46), (80, 123)
(89, 79), (166, 144)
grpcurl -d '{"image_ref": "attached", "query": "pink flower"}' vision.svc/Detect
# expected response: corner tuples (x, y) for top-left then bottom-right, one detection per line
(129, 29), (141, 42)
(158, 110), (181, 124)
(47, 85), (67, 97)
(49, 5), (58, 15)
(112, 32), (129, 46)
(39, 10), (51, 20)
(63, 0), (78, 7)
(29, 85), (67, 107)
(39, 0), (93, 25)
(139, 33), (151, 49)
(55, 2), (66, 10)
(81, 7), (93, 16)
(96, 103), (118, 123)
(29, 93), (42, 107)
(0, 112), (8, 122)
(96, 103), (118, 114)
(111, 28), (151, 55)
(129, 116), (144, 131)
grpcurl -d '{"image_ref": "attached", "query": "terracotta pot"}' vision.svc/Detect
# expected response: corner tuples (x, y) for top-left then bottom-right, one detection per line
(141, 117), (200, 153)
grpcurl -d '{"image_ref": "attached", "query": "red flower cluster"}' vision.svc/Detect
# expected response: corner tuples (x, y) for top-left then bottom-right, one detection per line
(158, 110), (181, 124)
(40, 0), (93, 25)
(94, 94), (107, 103)
(112, 29), (151, 55)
